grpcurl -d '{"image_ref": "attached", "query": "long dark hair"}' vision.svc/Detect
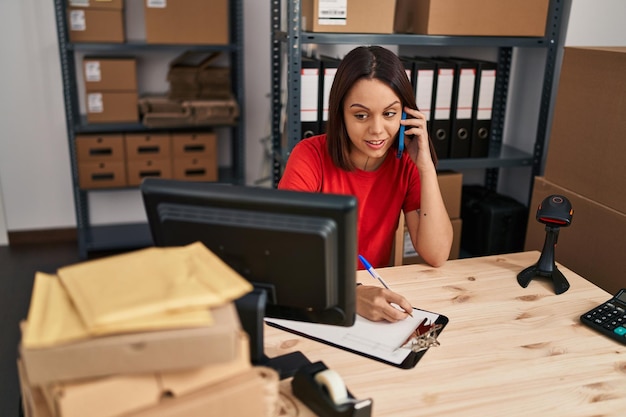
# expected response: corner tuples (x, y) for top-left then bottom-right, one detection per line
(326, 46), (438, 170)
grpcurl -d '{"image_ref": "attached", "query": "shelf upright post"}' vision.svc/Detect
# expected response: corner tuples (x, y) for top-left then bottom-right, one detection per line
(53, 0), (89, 259)
(530, 0), (571, 203)
(484, 46), (513, 191)
(231, 0), (246, 185)
(270, 0), (284, 187)
(271, 0), (303, 187)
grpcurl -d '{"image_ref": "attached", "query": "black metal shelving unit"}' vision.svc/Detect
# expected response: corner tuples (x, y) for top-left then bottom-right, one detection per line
(53, 0), (246, 258)
(270, 0), (570, 197)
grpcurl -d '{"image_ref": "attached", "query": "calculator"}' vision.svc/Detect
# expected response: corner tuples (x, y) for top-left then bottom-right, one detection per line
(580, 288), (626, 345)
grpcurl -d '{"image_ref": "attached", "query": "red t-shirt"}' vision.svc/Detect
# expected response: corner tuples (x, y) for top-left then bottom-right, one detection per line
(278, 135), (421, 268)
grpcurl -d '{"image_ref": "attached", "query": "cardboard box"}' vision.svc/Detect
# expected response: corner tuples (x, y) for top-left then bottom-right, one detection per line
(400, 218), (462, 265)
(124, 367), (279, 417)
(17, 360), (52, 417)
(83, 58), (137, 92)
(68, 0), (123, 10)
(75, 134), (125, 162)
(20, 303), (242, 386)
(438, 171), (463, 218)
(67, 9), (124, 43)
(144, 0), (229, 45)
(302, 0), (396, 34)
(172, 156), (218, 182)
(39, 332), (250, 417)
(168, 52), (231, 100)
(184, 97), (240, 125)
(124, 133), (172, 160)
(77, 160), (127, 189)
(126, 159), (173, 186)
(543, 47), (626, 213)
(171, 133), (217, 158)
(524, 177), (626, 295)
(85, 91), (138, 123)
(397, 0), (549, 37)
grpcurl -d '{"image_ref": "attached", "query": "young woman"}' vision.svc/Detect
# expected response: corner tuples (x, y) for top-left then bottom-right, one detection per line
(279, 46), (453, 322)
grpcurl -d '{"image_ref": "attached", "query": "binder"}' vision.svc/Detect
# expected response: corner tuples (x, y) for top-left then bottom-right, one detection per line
(300, 56), (322, 139)
(319, 56), (341, 134)
(406, 57), (436, 124)
(426, 58), (455, 159)
(444, 57), (477, 159)
(470, 60), (497, 158)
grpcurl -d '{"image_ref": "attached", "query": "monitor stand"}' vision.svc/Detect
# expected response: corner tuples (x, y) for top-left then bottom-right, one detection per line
(235, 289), (311, 379)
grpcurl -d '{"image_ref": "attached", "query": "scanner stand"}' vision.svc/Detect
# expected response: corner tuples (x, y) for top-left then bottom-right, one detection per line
(292, 361), (373, 417)
(235, 289), (311, 379)
(517, 225), (570, 295)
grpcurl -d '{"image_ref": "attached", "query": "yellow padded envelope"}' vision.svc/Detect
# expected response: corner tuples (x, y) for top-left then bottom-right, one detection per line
(22, 273), (216, 348)
(56, 242), (252, 335)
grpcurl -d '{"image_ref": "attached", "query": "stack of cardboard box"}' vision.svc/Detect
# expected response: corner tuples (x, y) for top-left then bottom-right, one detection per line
(524, 47), (626, 295)
(393, 171), (463, 266)
(75, 132), (219, 189)
(75, 133), (128, 189)
(67, 0), (125, 43)
(17, 243), (280, 417)
(83, 57), (139, 124)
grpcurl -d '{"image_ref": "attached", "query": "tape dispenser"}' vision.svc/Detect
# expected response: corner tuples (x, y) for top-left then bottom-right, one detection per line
(291, 361), (373, 417)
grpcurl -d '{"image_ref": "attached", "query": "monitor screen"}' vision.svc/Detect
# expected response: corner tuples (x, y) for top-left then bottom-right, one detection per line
(140, 178), (358, 374)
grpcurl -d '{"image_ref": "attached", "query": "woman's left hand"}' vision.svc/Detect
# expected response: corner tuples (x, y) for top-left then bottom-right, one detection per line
(400, 107), (434, 170)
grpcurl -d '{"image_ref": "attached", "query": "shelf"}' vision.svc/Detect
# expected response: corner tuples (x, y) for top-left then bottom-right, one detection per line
(68, 42), (239, 53)
(55, 0), (246, 258)
(294, 32), (551, 48)
(74, 118), (237, 134)
(437, 145), (533, 171)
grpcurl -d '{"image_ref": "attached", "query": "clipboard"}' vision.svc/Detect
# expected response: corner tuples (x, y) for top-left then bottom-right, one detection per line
(265, 307), (448, 369)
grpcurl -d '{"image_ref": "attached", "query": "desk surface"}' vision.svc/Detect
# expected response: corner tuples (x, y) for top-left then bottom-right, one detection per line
(265, 251), (626, 417)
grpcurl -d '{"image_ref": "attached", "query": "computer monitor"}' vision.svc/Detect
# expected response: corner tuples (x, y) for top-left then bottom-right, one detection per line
(140, 178), (358, 376)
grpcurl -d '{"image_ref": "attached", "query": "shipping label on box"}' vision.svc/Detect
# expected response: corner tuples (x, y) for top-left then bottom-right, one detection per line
(86, 92), (138, 123)
(84, 58), (137, 92)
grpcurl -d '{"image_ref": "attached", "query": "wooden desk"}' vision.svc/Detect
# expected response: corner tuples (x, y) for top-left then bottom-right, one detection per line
(265, 251), (626, 416)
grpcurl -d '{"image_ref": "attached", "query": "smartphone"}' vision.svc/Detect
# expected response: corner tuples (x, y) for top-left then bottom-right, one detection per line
(396, 111), (407, 159)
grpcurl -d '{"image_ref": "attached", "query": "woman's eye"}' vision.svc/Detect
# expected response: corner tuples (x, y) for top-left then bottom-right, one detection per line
(354, 113), (368, 120)
(384, 111), (397, 118)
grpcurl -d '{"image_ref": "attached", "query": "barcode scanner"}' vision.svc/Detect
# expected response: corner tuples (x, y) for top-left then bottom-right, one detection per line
(517, 195), (574, 295)
(536, 195), (573, 226)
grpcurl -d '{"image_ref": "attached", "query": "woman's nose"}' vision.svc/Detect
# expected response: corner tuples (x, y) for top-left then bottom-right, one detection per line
(368, 116), (384, 135)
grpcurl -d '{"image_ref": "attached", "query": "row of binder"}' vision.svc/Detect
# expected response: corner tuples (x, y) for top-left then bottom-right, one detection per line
(299, 55), (498, 159)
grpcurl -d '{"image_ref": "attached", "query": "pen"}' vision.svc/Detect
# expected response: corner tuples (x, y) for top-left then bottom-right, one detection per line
(358, 254), (413, 317)
(358, 254), (390, 289)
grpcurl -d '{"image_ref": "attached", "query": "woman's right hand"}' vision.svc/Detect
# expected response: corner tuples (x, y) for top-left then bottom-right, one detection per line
(355, 285), (413, 322)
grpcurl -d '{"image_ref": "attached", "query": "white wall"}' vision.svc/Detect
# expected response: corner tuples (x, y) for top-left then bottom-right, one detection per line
(0, 0), (624, 234)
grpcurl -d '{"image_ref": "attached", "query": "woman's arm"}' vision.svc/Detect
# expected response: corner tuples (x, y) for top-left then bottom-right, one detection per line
(402, 107), (453, 267)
